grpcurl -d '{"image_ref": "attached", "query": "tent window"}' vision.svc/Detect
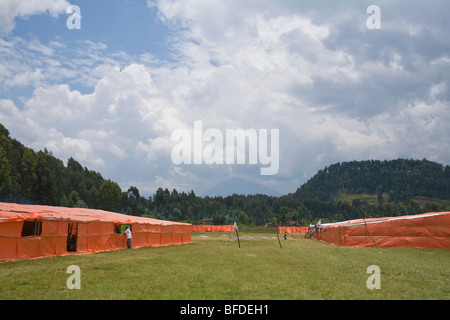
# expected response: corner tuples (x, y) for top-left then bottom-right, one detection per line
(122, 224), (132, 233)
(21, 220), (42, 237)
(114, 224), (122, 234)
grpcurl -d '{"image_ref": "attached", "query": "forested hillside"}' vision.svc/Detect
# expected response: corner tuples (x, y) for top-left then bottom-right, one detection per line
(0, 124), (125, 211)
(294, 159), (450, 202)
(1, 123), (448, 227)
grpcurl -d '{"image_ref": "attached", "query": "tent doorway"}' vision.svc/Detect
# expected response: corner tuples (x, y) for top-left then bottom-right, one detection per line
(67, 223), (78, 252)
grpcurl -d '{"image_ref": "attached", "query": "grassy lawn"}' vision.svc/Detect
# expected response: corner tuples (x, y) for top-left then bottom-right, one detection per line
(0, 232), (449, 300)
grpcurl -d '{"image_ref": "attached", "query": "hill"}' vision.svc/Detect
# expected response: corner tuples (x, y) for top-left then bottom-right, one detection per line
(294, 159), (450, 202)
(201, 178), (281, 197)
(1, 122), (449, 226)
(0, 123), (140, 214)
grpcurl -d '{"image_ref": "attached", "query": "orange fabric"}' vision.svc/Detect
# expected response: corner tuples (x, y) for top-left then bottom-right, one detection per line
(17, 237), (42, 259)
(172, 233), (183, 245)
(311, 212), (450, 249)
(0, 202), (188, 226)
(191, 225), (236, 232)
(0, 202), (192, 262)
(160, 233), (173, 246)
(0, 221), (22, 237)
(147, 233), (162, 247)
(0, 238), (18, 260)
(278, 226), (308, 234)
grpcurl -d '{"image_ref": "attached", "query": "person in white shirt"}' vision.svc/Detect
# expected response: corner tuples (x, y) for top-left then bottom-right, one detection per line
(124, 226), (132, 248)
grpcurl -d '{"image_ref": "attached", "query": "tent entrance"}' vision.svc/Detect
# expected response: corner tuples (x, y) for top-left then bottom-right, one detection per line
(67, 223), (78, 252)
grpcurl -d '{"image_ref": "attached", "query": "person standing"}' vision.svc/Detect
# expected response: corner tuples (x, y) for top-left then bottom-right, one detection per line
(125, 225), (132, 248)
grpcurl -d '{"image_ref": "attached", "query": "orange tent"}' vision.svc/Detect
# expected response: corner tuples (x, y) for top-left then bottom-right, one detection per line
(278, 226), (308, 234)
(191, 225), (236, 232)
(311, 212), (450, 249)
(0, 202), (192, 262)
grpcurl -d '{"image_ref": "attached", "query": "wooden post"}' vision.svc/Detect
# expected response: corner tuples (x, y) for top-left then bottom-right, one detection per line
(236, 228), (241, 248)
(277, 230), (282, 249)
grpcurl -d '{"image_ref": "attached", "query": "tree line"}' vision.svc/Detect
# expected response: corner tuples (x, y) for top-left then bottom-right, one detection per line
(0, 124), (121, 211)
(149, 187), (445, 226)
(0, 123), (448, 227)
(294, 159), (450, 202)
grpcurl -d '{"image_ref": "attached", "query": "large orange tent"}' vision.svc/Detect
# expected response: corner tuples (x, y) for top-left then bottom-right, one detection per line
(311, 211), (450, 249)
(0, 202), (192, 262)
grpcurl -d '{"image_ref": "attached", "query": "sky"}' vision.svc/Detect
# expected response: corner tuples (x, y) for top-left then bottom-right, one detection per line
(0, 0), (449, 197)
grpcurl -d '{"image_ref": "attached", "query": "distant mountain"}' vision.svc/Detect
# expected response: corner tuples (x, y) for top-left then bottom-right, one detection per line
(201, 178), (281, 197)
(294, 159), (450, 202)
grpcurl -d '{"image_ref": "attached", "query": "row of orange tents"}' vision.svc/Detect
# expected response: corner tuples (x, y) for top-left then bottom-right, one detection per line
(0, 202), (191, 262)
(2, 201), (448, 262)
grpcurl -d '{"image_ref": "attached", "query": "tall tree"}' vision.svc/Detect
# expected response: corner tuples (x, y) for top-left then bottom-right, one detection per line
(0, 146), (12, 198)
(21, 148), (37, 200)
(99, 179), (121, 212)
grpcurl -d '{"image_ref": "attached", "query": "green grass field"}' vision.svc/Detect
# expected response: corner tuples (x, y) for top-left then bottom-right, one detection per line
(0, 232), (449, 300)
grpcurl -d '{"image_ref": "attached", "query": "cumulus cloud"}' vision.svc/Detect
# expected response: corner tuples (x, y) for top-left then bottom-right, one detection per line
(146, 0), (450, 191)
(0, 0), (70, 34)
(1, 0), (449, 195)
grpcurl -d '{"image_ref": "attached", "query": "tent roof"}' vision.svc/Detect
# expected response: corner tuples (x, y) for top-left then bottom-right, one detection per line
(320, 211), (450, 228)
(0, 202), (190, 226)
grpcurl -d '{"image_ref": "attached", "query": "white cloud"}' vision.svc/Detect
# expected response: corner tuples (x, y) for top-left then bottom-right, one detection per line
(45, 129), (105, 167)
(0, 0), (70, 34)
(1, 0), (449, 195)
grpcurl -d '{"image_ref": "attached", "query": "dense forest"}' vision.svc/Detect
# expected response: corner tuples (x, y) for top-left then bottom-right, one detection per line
(294, 159), (450, 202)
(1, 123), (449, 227)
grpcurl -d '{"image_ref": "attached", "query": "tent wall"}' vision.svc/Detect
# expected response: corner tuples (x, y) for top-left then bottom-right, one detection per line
(0, 202), (192, 262)
(192, 225), (236, 232)
(278, 226), (308, 234)
(131, 224), (192, 248)
(312, 212), (450, 249)
(1, 220), (192, 262)
(0, 219), (68, 261)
